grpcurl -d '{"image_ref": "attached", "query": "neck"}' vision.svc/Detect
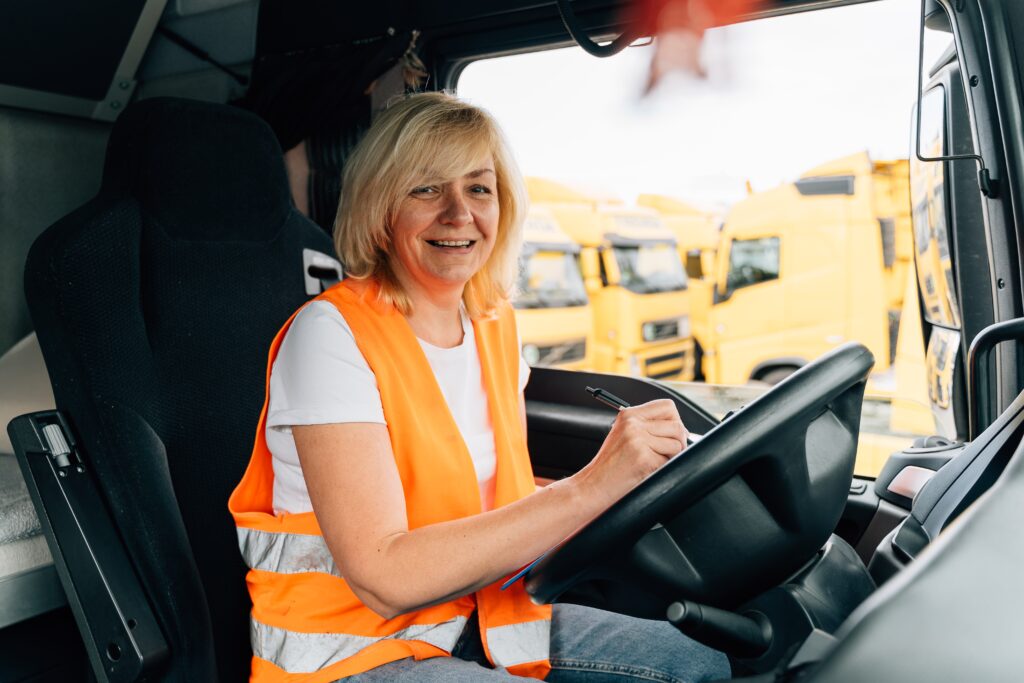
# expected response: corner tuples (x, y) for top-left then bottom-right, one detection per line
(390, 265), (466, 348)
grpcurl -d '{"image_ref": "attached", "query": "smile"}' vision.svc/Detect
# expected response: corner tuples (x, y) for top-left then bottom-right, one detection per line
(427, 239), (475, 248)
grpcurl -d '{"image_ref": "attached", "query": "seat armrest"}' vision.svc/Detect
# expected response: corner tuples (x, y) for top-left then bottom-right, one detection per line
(8, 411), (168, 683)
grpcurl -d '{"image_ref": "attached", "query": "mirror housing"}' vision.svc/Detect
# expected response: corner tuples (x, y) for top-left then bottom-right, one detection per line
(713, 282), (733, 305)
(685, 249), (704, 280)
(577, 248), (604, 294)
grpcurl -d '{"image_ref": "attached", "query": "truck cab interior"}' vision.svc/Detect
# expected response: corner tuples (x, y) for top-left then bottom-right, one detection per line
(2, 0), (1024, 680)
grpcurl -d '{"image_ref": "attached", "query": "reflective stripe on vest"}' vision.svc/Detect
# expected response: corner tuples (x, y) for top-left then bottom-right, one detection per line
(251, 615), (469, 675)
(229, 279), (551, 681)
(237, 527), (341, 577)
(486, 619), (552, 669)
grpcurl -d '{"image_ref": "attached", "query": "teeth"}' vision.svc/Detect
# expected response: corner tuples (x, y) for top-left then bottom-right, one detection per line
(431, 240), (472, 247)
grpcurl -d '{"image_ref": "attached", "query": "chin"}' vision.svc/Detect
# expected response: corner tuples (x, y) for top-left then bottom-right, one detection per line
(429, 268), (478, 286)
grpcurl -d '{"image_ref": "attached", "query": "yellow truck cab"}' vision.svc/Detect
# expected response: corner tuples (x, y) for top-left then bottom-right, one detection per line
(638, 193), (720, 380)
(802, 154), (915, 357)
(700, 152), (911, 385)
(527, 178), (695, 381)
(513, 205), (592, 369)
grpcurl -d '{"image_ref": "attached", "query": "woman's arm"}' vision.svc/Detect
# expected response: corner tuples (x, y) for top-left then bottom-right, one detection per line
(295, 399), (687, 619)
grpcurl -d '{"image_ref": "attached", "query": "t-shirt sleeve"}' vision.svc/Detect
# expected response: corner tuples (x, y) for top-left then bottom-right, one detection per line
(266, 300), (386, 433)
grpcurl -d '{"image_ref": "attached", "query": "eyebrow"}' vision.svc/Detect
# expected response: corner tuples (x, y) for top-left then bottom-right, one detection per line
(414, 168), (495, 185)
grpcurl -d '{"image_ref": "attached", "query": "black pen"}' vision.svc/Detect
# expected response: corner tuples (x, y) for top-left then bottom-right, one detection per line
(586, 385), (704, 442)
(586, 386), (630, 411)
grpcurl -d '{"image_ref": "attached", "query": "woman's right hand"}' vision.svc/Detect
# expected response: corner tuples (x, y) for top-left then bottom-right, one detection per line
(573, 399), (689, 510)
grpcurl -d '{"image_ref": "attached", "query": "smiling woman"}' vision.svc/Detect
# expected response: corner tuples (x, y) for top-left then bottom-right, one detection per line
(334, 93), (526, 322)
(227, 92), (727, 682)
(386, 163), (500, 335)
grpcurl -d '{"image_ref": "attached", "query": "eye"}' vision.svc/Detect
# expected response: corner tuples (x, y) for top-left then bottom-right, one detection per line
(470, 184), (494, 195)
(410, 185), (438, 196)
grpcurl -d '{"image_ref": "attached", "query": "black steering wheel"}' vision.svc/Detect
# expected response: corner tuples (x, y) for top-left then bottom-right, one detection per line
(524, 342), (875, 612)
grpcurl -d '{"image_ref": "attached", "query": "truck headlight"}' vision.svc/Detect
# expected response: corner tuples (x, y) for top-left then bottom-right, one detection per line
(642, 322), (657, 342)
(677, 315), (691, 339)
(522, 343), (541, 366)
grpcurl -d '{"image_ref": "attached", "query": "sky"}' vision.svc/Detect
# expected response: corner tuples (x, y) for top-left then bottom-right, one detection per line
(457, 0), (951, 213)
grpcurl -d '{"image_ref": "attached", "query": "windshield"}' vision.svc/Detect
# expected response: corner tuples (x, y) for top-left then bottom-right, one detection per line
(514, 249), (588, 309)
(613, 242), (688, 294)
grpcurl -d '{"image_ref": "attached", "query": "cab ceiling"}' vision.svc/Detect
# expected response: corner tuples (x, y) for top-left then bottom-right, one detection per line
(258, 0), (881, 57)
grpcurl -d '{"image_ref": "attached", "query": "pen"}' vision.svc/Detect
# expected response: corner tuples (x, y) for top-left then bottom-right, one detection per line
(586, 386), (630, 410)
(586, 385), (703, 442)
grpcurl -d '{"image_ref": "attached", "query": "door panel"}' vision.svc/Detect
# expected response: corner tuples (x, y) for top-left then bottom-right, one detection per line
(525, 367), (716, 480)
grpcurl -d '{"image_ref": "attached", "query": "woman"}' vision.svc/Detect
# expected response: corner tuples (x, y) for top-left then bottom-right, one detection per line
(230, 92), (729, 682)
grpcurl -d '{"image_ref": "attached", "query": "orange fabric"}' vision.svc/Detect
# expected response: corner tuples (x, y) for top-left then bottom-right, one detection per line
(229, 278), (551, 680)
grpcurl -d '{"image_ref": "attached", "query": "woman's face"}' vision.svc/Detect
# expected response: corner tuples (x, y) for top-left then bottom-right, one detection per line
(389, 155), (499, 297)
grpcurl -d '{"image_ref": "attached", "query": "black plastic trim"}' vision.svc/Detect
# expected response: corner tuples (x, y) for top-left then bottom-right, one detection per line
(8, 411), (168, 682)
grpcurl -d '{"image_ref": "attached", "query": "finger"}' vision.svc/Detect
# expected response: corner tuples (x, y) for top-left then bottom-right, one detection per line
(644, 419), (688, 442)
(647, 434), (686, 458)
(621, 399), (680, 421)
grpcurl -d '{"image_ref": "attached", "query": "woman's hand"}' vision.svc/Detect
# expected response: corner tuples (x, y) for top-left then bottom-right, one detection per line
(573, 399), (688, 509)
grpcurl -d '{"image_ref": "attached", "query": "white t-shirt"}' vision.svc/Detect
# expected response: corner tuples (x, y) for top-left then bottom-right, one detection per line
(266, 300), (530, 514)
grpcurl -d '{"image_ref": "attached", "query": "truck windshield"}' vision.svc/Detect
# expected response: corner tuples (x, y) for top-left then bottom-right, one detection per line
(514, 249), (588, 309)
(613, 242), (688, 294)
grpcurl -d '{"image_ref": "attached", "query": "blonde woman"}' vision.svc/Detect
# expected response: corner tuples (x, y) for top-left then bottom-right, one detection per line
(230, 92), (728, 683)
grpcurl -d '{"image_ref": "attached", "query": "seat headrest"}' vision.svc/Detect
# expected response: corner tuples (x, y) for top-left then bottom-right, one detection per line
(102, 97), (292, 242)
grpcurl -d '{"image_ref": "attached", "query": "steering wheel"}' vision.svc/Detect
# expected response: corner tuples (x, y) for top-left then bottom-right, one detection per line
(524, 342), (875, 612)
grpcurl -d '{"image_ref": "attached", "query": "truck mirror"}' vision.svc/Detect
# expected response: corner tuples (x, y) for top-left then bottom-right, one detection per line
(578, 248), (600, 277)
(581, 247), (615, 287)
(577, 248), (605, 293)
(600, 248), (621, 286)
(714, 280), (733, 304)
(685, 250), (704, 279)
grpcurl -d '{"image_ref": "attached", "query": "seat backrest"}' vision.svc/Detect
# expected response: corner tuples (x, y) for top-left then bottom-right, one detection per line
(24, 97), (337, 681)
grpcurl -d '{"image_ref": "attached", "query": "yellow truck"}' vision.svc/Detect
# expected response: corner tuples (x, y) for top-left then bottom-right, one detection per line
(637, 194), (720, 281)
(638, 193), (720, 380)
(698, 152), (913, 386)
(527, 178), (695, 381)
(512, 205), (592, 369)
(800, 154), (915, 357)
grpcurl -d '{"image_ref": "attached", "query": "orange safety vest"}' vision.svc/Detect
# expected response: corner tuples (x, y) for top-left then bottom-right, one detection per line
(229, 278), (552, 682)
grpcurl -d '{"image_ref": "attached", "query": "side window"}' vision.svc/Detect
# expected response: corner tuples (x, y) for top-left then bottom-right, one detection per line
(614, 242), (689, 294)
(726, 237), (780, 291)
(515, 249), (588, 309)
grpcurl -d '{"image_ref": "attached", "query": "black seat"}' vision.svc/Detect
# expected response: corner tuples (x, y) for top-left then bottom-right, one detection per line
(22, 97), (337, 681)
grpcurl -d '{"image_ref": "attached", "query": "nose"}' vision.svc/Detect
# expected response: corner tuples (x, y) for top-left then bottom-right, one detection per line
(440, 190), (471, 226)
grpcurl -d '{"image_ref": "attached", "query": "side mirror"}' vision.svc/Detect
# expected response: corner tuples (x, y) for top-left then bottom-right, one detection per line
(715, 270), (735, 304)
(713, 282), (732, 304)
(579, 248), (608, 291)
(599, 248), (620, 286)
(712, 240), (733, 304)
(685, 250), (704, 280)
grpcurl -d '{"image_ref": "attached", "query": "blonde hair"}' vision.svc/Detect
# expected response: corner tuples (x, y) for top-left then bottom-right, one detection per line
(333, 92), (526, 318)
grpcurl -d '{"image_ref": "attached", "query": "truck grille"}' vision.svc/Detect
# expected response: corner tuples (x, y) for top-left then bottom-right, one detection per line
(535, 339), (587, 366)
(645, 350), (686, 379)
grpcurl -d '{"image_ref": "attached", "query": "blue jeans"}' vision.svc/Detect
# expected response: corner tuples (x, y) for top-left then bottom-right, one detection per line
(339, 604), (730, 682)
